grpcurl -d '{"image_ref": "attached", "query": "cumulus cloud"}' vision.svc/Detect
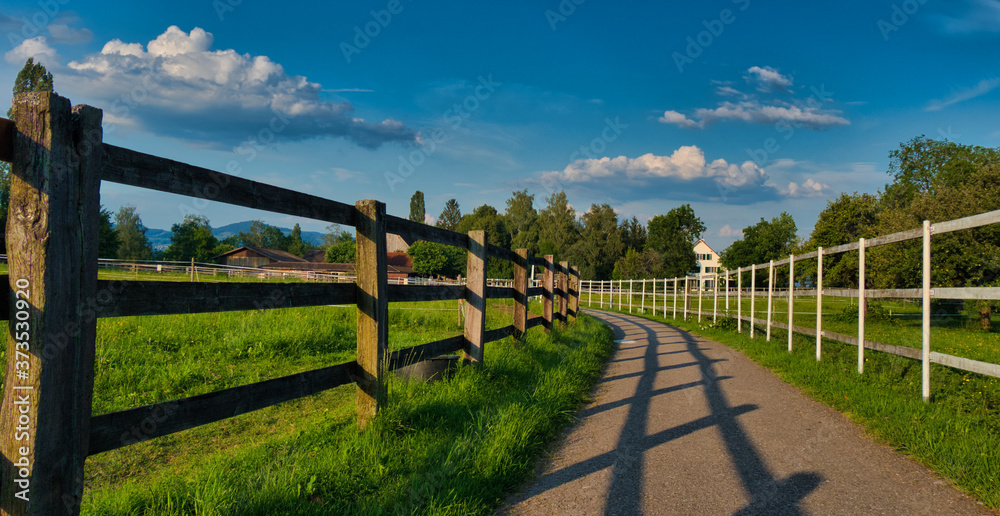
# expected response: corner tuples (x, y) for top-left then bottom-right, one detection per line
(746, 65), (793, 92)
(541, 145), (769, 191)
(659, 66), (849, 131)
(658, 110), (699, 129)
(718, 224), (743, 238)
(781, 178), (830, 197)
(4, 36), (57, 66)
(65, 26), (418, 148)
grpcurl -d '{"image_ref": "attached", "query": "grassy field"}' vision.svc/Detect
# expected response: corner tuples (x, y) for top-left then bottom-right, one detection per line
(585, 290), (1000, 364)
(580, 296), (1000, 508)
(28, 293), (615, 514)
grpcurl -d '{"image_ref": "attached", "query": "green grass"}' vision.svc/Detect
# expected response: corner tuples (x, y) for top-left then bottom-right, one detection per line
(70, 294), (611, 514)
(582, 298), (1000, 508)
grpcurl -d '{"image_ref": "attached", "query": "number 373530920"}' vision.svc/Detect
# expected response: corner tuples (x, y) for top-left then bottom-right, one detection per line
(13, 279), (30, 371)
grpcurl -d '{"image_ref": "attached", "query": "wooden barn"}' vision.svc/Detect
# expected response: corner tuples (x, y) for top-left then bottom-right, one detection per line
(214, 246), (308, 268)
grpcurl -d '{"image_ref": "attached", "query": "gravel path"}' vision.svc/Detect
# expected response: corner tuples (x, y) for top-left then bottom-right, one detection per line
(501, 309), (994, 516)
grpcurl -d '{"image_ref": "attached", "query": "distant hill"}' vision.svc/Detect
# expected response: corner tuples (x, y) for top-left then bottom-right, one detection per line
(144, 221), (327, 250)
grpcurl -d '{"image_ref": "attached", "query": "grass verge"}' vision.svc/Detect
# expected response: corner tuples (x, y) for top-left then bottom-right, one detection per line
(582, 302), (999, 509)
(81, 314), (614, 515)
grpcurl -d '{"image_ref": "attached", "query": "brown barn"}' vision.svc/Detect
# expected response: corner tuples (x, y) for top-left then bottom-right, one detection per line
(215, 246), (308, 268)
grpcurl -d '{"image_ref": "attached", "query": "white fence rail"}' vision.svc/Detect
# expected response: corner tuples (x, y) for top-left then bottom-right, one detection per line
(581, 209), (1000, 402)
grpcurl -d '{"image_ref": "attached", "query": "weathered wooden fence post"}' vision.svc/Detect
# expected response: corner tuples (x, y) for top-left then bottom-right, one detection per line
(513, 249), (528, 340)
(559, 261), (569, 324)
(355, 200), (388, 428)
(543, 255), (554, 332)
(464, 230), (487, 362)
(569, 266), (580, 321)
(0, 92), (102, 516)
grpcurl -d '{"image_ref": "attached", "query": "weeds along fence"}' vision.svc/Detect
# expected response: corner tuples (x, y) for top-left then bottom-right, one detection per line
(581, 210), (1000, 403)
(0, 93), (581, 516)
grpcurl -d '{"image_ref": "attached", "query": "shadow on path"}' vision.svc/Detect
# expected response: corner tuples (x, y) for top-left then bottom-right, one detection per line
(593, 310), (822, 515)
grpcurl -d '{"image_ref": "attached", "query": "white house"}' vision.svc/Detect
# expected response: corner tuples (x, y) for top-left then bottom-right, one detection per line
(693, 239), (722, 291)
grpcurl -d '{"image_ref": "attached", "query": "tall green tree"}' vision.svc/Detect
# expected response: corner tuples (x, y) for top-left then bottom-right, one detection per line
(164, 214), (218, 262)
(436, 199), (462, 231)
(409, 190), (426, 223)
(457, 204), (512, 278)
(882, 136), (1000, 209)
(572, 204), (623, 280)
(720, 212), (798, 273)
(619, 217), (647, 252)
(645, 204), (705, 278)
(612, 248), (659, 280)
(504, 189), (539, 256)
(114, 205), (153, 261)
(98, 207), (118, 259)
(2, 58), (56, 243)
(536, 191), (581, 264)
(800, 192), (879, 288)
(286, 223), (312, 257)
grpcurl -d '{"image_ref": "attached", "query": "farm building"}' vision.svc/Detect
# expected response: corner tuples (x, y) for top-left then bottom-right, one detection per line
(214, 246), (308, 268)
(693, 239), (722, 291)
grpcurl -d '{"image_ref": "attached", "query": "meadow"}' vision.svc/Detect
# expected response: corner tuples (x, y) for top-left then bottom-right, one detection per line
(20, 288), (615, 515)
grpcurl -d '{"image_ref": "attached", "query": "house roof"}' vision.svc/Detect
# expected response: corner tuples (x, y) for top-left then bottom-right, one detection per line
(214, 246), (308, 263)
(693, 239), (720, 257)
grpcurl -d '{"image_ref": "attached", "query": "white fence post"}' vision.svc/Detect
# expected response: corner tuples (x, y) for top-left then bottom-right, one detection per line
(641, 279), (647, 313)
(629, 279), (634, 313)
(698, 278), (703, 323)
(788, 255), (795, 353)
(750, 266), (756, 338)
(816, 247), (824, 361)
(767, 260), (774, 342)
(652, 278), (657, 315)
(713, 273), (718, 322)
(673, 278), (678, 319)
(737, 268), (743, 333)
(725, 270), (730, 316)
(684, 276), (689, 320)
(922, 221), (931, 402)
(858, 237), (866, 374)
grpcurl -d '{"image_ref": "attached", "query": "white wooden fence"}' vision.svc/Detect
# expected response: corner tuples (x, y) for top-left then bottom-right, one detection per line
(581, 209), (1000, 402)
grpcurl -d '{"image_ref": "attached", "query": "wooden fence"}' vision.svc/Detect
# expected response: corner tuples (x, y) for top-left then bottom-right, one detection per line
(0, 92), (581, 515)
(581, 209), (1000, 404)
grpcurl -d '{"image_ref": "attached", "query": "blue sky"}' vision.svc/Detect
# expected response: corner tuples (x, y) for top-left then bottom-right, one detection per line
(2, 0), (999, 250)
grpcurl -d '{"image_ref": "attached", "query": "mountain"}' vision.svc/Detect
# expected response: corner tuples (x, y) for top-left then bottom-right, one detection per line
(144, 221), (328, 250)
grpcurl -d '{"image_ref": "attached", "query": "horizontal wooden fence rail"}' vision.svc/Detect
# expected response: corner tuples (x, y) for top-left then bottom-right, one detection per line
(581, 206), (1000, 405)
(0, 95), (581, 516)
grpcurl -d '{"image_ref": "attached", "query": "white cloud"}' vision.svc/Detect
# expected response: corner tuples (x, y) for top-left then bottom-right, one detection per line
(424, 213), (436, 225)
(65, 26), (418, 148)
(47, 13), (93, 44)
(4, 36), (57, 66)
(781, 178), (830, 197)
(926, 78), (1000, 111)
(662, 101), (848, 130)
(541, 145), (767, 189)
(939, 0), (1000, 33)
(718, 224), (743, 238)
(746, 66), (793, 92)
(658, 110), (699, 128)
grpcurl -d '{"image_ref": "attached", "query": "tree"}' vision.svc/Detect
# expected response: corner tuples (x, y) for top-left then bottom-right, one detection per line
(799, 193), (879, 288)
(407, 240), (466, 278)
(98, 207), (118, 259)
(720, 213), (798, 273)
(409, 190), (426, 223)
(286, 223), (312, 257)
(645, 204), (705, 278)
(572, 204), (623, 280)
(2, 58), (56, 244)
(504, 189), (539, 256)
(114, 205), (153, 261)
(536, 191), (581, 265)
(882, 136), (1000, 209)
(620, 217), (647, 252)
(436, 199), (462, 231)
(164, 214), (219, 262)
(325, 239), (356, 263)
(457, 204), (512, 278)
(612, 248), (659, 280)
(235, 220), (290, 250)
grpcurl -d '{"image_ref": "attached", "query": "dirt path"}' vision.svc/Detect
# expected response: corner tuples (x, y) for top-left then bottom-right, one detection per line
(501, 309), (994, 515)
